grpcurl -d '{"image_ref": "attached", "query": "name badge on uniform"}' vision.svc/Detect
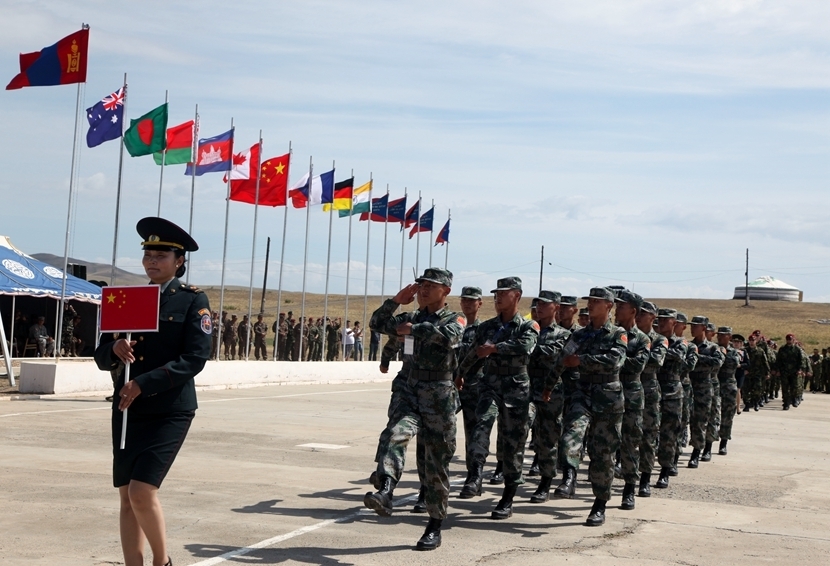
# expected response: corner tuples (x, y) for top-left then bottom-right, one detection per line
(404, 336), (414, 355)
(562, 336), (580, 357)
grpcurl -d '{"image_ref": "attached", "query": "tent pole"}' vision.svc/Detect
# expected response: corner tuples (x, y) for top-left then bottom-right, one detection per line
(0, 307), (14, 387)
(10, 296), (16, 359)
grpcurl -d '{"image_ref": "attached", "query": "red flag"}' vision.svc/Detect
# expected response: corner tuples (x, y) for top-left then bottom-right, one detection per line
(6, 28), (89, 90)
(100, 286), (160, 333)
(229, 152), (290, 207)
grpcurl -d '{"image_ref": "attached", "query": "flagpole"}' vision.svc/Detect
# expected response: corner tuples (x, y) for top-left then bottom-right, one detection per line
(156, 89), (169, 216)
(445, 209), (451, 269)
(380, 184), (389, 302)
(299, 156), (313, 362)
(399, 187), (406, 290)
(322, 160), (335, 362)
(110, 73), (128, 285)
(216, 118), (234, 362)
(362, 174), (373, 355)
(185, 104), (199, 285)
(273, 141), (292, 361)
(56, 38), (87, 359)
(428, 199), (435, 267)
(344, 169), (354, 361)
(415, 191), (422, 277)
(245, 131), (263, 361)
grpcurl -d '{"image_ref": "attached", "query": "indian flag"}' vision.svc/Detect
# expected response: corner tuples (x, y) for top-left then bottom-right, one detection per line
(340, 180), (372, 217)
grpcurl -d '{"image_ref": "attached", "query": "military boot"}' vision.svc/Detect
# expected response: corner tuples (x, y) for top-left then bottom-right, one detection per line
(528, 454), (540, 477)
(638, 472), (651, 497)
(412, 485), (427, 513)
(655, 468), (670, 489)
(530, 476), (553, 503)
(489, 461), (504, 485)
(669, 453), (679, 476)
(415, 518), (442, 551)
(553, 466), (576, 499)
(491, 485), (517, 520)
(700, 442), (713, 462)
(620, 483), (636, 511)
(718, 438), (728, 455)
(459, 463), (483, 499)
(364, 475), (396, 517)
(369, 470), (380, 490)
(681, 428), (688, 448)
(585, 497), (607, 526)
(613, 449), (622, 479)
(688, 448), (700, 468)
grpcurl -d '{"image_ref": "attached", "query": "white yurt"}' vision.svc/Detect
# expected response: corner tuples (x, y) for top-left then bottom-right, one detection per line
(733, 276), (802, 302)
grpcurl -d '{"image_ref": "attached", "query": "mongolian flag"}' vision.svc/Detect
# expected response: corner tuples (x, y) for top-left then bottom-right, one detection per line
(100, 286), (160, 333)
(409, 206), (434, 239)
(185, 129), (234, 176)
(6, 28), (89, 90)
(435, 219), (450, 246)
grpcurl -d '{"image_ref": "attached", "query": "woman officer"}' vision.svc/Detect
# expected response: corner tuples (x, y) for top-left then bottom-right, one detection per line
(95, 217), (212, 566)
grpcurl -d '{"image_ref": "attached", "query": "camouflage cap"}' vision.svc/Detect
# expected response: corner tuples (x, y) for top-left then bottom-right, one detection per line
(560, 295), (578, 306)
(675, 312), (688, 324)
(657, 308), (677, 319)
(416, 267), (453, 287)
(690, 315), (709, 326)
(491, 276), (522, 293)
(615, 289), (643, 310)
(460, 286), (483, 300)
(706, 322), (716, 332)
(536, 290), (562, 303)
(578, 307), (589, 316)
(530, 298), (538, 309)
(717, 326), (733, 334)
(582, 287), (615, 302)
(641, 301), (658, 315)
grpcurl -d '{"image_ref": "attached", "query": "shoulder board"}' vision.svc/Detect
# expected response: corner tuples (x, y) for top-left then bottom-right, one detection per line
(198, 308), (210, 316)
(181, 285), (202, 293)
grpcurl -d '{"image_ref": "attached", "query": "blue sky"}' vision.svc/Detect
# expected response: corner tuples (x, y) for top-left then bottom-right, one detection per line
(1, 1), (828, 300)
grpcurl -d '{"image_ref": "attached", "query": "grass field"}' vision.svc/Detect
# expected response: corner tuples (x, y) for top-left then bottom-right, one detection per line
(203, 286), (830, 348)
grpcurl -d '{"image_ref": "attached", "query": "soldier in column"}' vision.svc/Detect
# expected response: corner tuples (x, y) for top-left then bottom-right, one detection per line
(809, 348), (823, 393)
(686, 316), (724, 468)
(716, 327), (741, 455)
(223, 314), (238, 360)
(552, 287), (626, 526)
(253, 313), (268, 361)
(577, 307), (590, 328)
(274, 312), (286, 360)
(613, 290), (651, 510)
(364, 268), (465, 551)
(774, 333), (804, 410)
(635, 301), (667, 498)
(744, 332), (770, 411)
(237, 315), (250, 359)
(674, 312), (697, 474)
(285, 316), (295, 361)
(703, 322), (725, 461)
(654, 309), (688, 490)
(457, 277), (539, 520)
(291, 317), (304, 361)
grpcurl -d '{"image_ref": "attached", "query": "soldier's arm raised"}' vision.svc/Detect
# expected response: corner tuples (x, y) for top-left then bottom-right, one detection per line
(494, 320), (539, 356)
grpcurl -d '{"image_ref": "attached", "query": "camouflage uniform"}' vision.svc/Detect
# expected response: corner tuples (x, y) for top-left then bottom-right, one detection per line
(618, 320), (650, 486)
(238, 317), (251, 359)
(253, 318), (268, 360)
(656, 310), (689, 473)
(677, 315), (697, 453)
(717, 332), (741, 441)
(775, 342), (805, 407)
(369, 270), (465, 520)
(639, 310), (667, 477)
(744, 342), (770, 409)
(460, 302), (539, 489)
(325, 319), (340, 361)
(797, 346), (811, 401)
(705, 324), (724, 445)
(809, 352), (822, 392)
(307, 322), (320, 361)
(558, 289), (626, 502)
(456, 287), (484, 473)
(822, 351), (830, 393)
(688, 318), (725, 452)
(763, 342), (779, 399)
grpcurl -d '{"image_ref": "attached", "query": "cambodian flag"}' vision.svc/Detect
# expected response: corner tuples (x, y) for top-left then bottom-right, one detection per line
(185, 129), (234, 176)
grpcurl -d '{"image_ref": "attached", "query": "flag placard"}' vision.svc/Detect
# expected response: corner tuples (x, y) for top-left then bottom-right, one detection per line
(100, 286), (160, 333)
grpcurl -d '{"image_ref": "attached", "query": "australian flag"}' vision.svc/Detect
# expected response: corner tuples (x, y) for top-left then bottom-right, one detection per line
(86, 87), (125, 148)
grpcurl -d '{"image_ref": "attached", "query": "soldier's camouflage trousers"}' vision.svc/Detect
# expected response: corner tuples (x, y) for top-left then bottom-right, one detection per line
(620, 379), (644, 485)
(743, 374), (764, 407)
(718, 376), (738, 441)
(376, 377), (456, 519)
(678, 377), (692, 452)
(657, 380), (683, 470)
(766, 372), (780, 398)
(780, 372), (799, 407)
(639, 377), (661, 475)
(795, 373), (805, 400)
(529, 380), (564, 478)
(458, 381), (480, 470)
(471, 373), (530, 487)
(706, 375), (721, 444)
(559, 380), (623, 501)
(689, 374), (713, 451)
(375, 375), (426, 485)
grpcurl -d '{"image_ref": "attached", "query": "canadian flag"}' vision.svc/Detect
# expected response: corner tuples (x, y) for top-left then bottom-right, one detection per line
(224, 143), (260, 182)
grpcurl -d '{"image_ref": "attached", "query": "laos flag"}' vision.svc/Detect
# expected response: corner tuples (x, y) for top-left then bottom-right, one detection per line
(6, 28), (89, 90)
(185, 129), (234, 176)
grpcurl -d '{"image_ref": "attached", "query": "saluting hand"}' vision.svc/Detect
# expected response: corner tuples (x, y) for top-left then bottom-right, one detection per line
(393, 283), (420, 306)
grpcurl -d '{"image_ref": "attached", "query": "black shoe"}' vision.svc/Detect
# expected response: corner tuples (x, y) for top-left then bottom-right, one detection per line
(655, 468), (670, 489)
(162, 558), (172, 566)
(459, 464), (483, 499)
(700, 442), (712, 462)
(620, 483), (635, 510)
(718, 439), (728, 455)
(794, 399), (801, 408)
(491, 485), (517, 520)
(369, 470), (380, 490)
(105, 395), (114, 402)
(669, 453), (679, 476)
(530, 476), (552, 503)
(681, 428), (688, 448)
(783, 404), (790, 410)
(489, 461), (504, 485)
(774, 391), (779, 399)
(415, 518), (442, 551)
(363, 475), (396, 517)
(613, 463), (623, 480)
(528, 455), (540, 477)
(586, 498), (607, 526)
(412, 486), (427, 513)
(754, 404), (759, 411)
(688, 448), (700, 468)
(638, 472), (651, 498)
(553, 466), (576, 499)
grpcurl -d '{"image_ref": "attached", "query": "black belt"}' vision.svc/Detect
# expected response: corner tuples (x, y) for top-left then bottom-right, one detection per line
(487, 366), (528, 376)
(690, 372), (710, 382)
(718, 372), (736, 382)
(527, 368), (547, 378)
(580, 373), (619, 385)
(658, 373), (681, 383)
(410, 369), (454, 382)
(620, 373), (641, 384)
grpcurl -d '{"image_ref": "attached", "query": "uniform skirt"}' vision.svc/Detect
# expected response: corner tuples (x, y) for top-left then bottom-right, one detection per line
(112, 410), (195, 488)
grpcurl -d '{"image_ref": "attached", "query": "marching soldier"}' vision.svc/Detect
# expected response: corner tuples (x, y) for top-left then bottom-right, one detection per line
(654, 309), (688, 490)
(674, 312), (697, 473)
(687, 316), (724, 468)
(703, 322), (725, 461)
(223, 314), (237, 360)
(635, 301), (667, 497)
(253, 314), (268, 361)
(716, 327), (741, 455)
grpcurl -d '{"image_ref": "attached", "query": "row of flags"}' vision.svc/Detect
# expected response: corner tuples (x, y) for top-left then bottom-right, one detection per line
(6, 28), (451, 246)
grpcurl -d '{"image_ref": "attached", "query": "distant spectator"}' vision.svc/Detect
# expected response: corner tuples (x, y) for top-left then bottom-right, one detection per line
(343, 320), (355, 361)
(353, 321), (364, 361)
(369, 329), (381, 361)
(29, 316), (55, 357)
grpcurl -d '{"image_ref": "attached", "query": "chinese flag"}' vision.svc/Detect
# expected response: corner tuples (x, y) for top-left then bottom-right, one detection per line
(100, 286), (160, 333)
(229, 153), (289, 207)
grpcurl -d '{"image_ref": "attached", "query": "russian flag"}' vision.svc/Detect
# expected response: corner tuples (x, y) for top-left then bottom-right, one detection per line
(289, 169), (335, 208)
(185, 130), (234, 176)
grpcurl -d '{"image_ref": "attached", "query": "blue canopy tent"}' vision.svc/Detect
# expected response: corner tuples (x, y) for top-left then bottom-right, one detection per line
(0, 236), (102, 363)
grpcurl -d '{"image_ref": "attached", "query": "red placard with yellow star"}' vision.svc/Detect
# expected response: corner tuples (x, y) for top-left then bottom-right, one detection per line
(100, 285), (160, 333)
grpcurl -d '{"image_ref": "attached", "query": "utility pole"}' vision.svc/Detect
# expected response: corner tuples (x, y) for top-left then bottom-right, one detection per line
(745, 248), (750, 307)
(539, 245), (544, 294)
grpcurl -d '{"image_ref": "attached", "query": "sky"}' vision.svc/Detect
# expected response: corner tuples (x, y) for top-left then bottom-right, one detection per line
(1, 0), (829, 302)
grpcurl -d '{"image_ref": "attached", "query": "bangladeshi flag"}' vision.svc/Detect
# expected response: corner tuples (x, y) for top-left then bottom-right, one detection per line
(100, 286), (160, 333)
(124, 103), (168, 157)
(153, 120), (194, 165)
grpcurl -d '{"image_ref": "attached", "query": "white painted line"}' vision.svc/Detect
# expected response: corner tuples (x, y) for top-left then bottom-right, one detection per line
(297, 443), (350, 450)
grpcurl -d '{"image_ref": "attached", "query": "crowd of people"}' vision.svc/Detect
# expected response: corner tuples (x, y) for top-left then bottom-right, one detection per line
(9, 303), (86, 358)
(361, 269), (824, 551)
